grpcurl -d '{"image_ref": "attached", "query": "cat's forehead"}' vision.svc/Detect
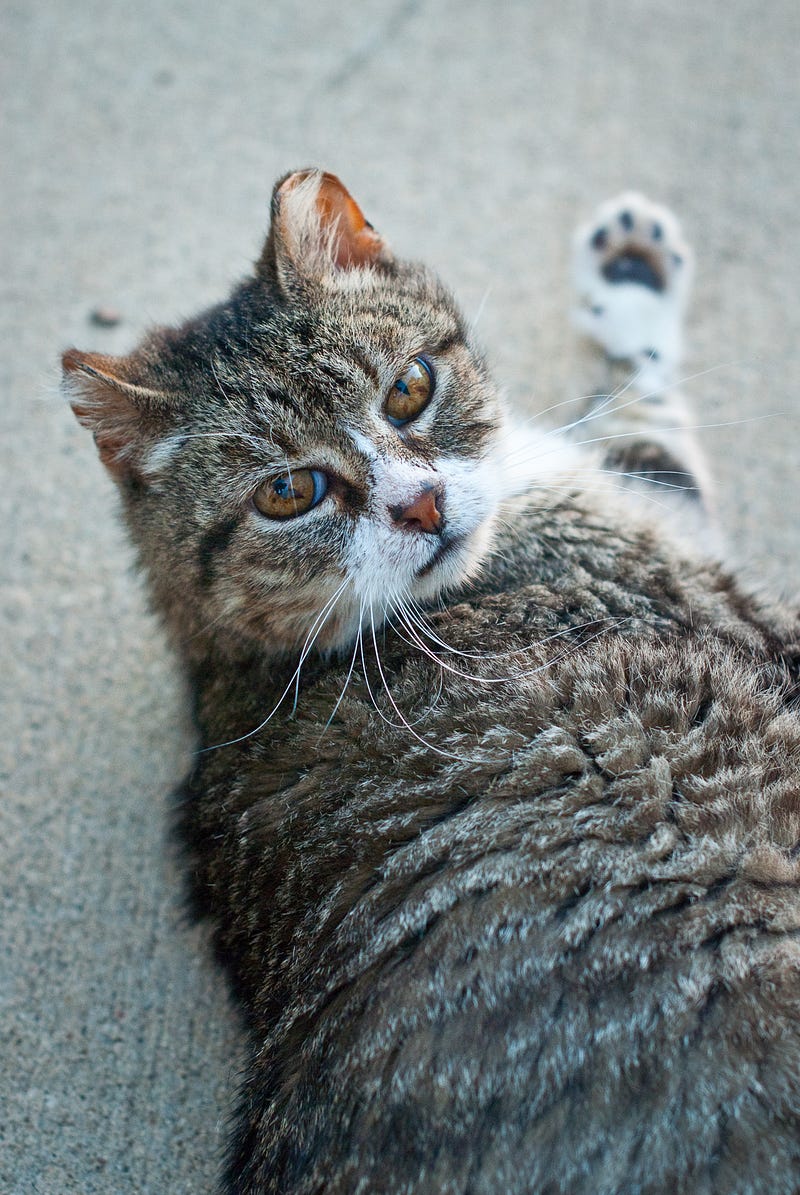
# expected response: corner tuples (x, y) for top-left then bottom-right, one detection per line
(210, 269), (465, 417)
(267, 267), (463, 364)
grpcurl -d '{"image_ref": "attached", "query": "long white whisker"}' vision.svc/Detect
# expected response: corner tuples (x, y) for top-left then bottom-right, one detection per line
(470, 286), (493, 331)
(563, 411), (781, 455)
(163, 431), (295, 463)
(358, 613), (400, 728)
(203, 577), (350, 751)
(532, 363), (654, 441)
(505, 388), (622, 429)
(498, 363), (775, 484)
(391, 606), (537, 686)
(318, 610), (363, 742)
(387, 609), (480, 691)
(496, 377), (647, 457)
(402, 593), (619, 663)
(502, 357), (753, 451)
(368, 601), (481, 762)
(377, 599), (443, 727)
(499, 366), (647, 439)
(210, 358), (236, 407)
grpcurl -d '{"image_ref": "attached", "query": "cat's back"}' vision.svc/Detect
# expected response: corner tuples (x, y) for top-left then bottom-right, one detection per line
(193, 524), (800, 1195)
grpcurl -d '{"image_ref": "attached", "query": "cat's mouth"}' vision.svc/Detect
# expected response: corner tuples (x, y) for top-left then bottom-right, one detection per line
(416, 533), (466, 578)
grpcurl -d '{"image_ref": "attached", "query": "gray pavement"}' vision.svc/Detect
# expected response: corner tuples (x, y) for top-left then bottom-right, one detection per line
(3, 1), (799, 1191)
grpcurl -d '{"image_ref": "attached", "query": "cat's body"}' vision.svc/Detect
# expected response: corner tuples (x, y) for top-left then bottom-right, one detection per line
(64, 172), (800, 1193)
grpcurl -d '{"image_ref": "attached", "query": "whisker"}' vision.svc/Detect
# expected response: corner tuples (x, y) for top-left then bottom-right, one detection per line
(373, 599), (627, 763)
(562, 411), (781, 455)
(172, 430), (275, 449)
(317, 610), (363, 742)
(391, 606), (534, 684)
(203, 577), (350, 752)
(495, 370), (650, 454)
(496, 469), (701, 517)
(400, 599), (631, 684)
(402, 592), (620, 663)
(357, 614), (404, 730)
(534, 366), (652, 440)
(505, 387), (621, 428)
(505, 468), (700, 496)
(210, 358), (236, 407)
(498, 360), (772, 479)
(367, 602), (482, 763)
(386, 609), (488, 693)
(469, 286), (493, 332)
(500, 365), (648, 439)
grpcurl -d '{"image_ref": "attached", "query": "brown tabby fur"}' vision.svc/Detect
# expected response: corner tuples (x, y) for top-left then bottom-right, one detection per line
(64, 171), (800, 1194)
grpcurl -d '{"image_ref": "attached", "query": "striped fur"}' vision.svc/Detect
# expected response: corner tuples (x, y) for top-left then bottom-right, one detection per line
(65, 173), (800, 1194)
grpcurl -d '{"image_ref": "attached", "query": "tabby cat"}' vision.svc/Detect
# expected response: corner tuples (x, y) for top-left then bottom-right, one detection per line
(64, 170), (800, 1194)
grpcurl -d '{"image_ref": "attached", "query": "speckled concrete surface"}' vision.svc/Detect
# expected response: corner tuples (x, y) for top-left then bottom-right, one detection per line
(3, 1), (799, 1190)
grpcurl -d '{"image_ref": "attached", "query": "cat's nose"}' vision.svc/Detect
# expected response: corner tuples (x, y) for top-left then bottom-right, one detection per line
(388, 484), (445, 535)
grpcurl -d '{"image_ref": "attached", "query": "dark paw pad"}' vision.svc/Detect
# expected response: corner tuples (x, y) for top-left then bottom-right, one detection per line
(601, 252), (665, 292)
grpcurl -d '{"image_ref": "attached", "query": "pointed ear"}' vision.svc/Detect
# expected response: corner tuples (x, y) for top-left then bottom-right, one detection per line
(62, 349), (174, 482)
(257, 170), (393, 285)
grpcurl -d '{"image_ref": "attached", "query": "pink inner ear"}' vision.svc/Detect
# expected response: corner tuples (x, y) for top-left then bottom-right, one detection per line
(315, 175), (386, 268)
(279, 170), (388, 270)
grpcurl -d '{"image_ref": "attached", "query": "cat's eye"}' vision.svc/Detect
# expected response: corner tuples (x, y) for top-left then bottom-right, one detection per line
(253, 468), (328, 519)
(386, 357), (435, 427)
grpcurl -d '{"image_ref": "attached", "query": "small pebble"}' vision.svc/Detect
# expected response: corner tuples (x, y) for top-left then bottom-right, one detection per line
(89, 306), (122, 328)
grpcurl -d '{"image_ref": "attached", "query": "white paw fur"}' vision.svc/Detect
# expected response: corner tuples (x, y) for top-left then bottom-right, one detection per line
(572, 192), (694, 392)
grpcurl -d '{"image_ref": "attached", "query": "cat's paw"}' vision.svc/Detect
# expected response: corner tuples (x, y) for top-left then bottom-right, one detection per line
(572, 193), (694, 387)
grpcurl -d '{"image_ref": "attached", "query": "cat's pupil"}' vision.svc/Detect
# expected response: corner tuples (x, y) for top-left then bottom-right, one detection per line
(273, 479), (289, 497)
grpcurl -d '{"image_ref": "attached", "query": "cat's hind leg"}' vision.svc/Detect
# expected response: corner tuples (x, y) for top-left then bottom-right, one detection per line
(571, 193), (711, 512)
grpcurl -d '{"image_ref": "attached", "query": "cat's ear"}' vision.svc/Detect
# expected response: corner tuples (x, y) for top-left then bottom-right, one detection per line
(258, 170), (393, 286)
(62, 349), (175, 482)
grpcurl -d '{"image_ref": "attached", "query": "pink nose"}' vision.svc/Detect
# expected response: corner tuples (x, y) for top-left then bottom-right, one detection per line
(388, 485), (444, 534)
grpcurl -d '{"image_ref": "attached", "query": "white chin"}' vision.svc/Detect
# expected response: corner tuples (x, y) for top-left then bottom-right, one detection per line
(410, 518), (496, 604)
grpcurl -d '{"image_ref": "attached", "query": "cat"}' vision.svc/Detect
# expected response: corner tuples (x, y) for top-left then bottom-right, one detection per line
(63, 170), (800, 1194)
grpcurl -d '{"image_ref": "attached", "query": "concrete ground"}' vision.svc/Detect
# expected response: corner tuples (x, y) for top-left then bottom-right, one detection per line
(3, 1), (799, 1191)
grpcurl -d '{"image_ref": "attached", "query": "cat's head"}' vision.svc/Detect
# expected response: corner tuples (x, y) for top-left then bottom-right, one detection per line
(63, 171), (516, 662)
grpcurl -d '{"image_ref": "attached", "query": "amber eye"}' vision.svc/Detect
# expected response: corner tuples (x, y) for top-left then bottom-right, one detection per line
(253, 468), (328, 519)
(385, 357), (435, 427)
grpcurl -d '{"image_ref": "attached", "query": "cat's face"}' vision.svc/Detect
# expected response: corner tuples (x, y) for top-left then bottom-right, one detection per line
(64, 172), (516, 660)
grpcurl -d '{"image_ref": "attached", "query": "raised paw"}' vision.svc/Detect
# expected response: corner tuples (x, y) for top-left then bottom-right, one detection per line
(572, 193), (694, 387)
